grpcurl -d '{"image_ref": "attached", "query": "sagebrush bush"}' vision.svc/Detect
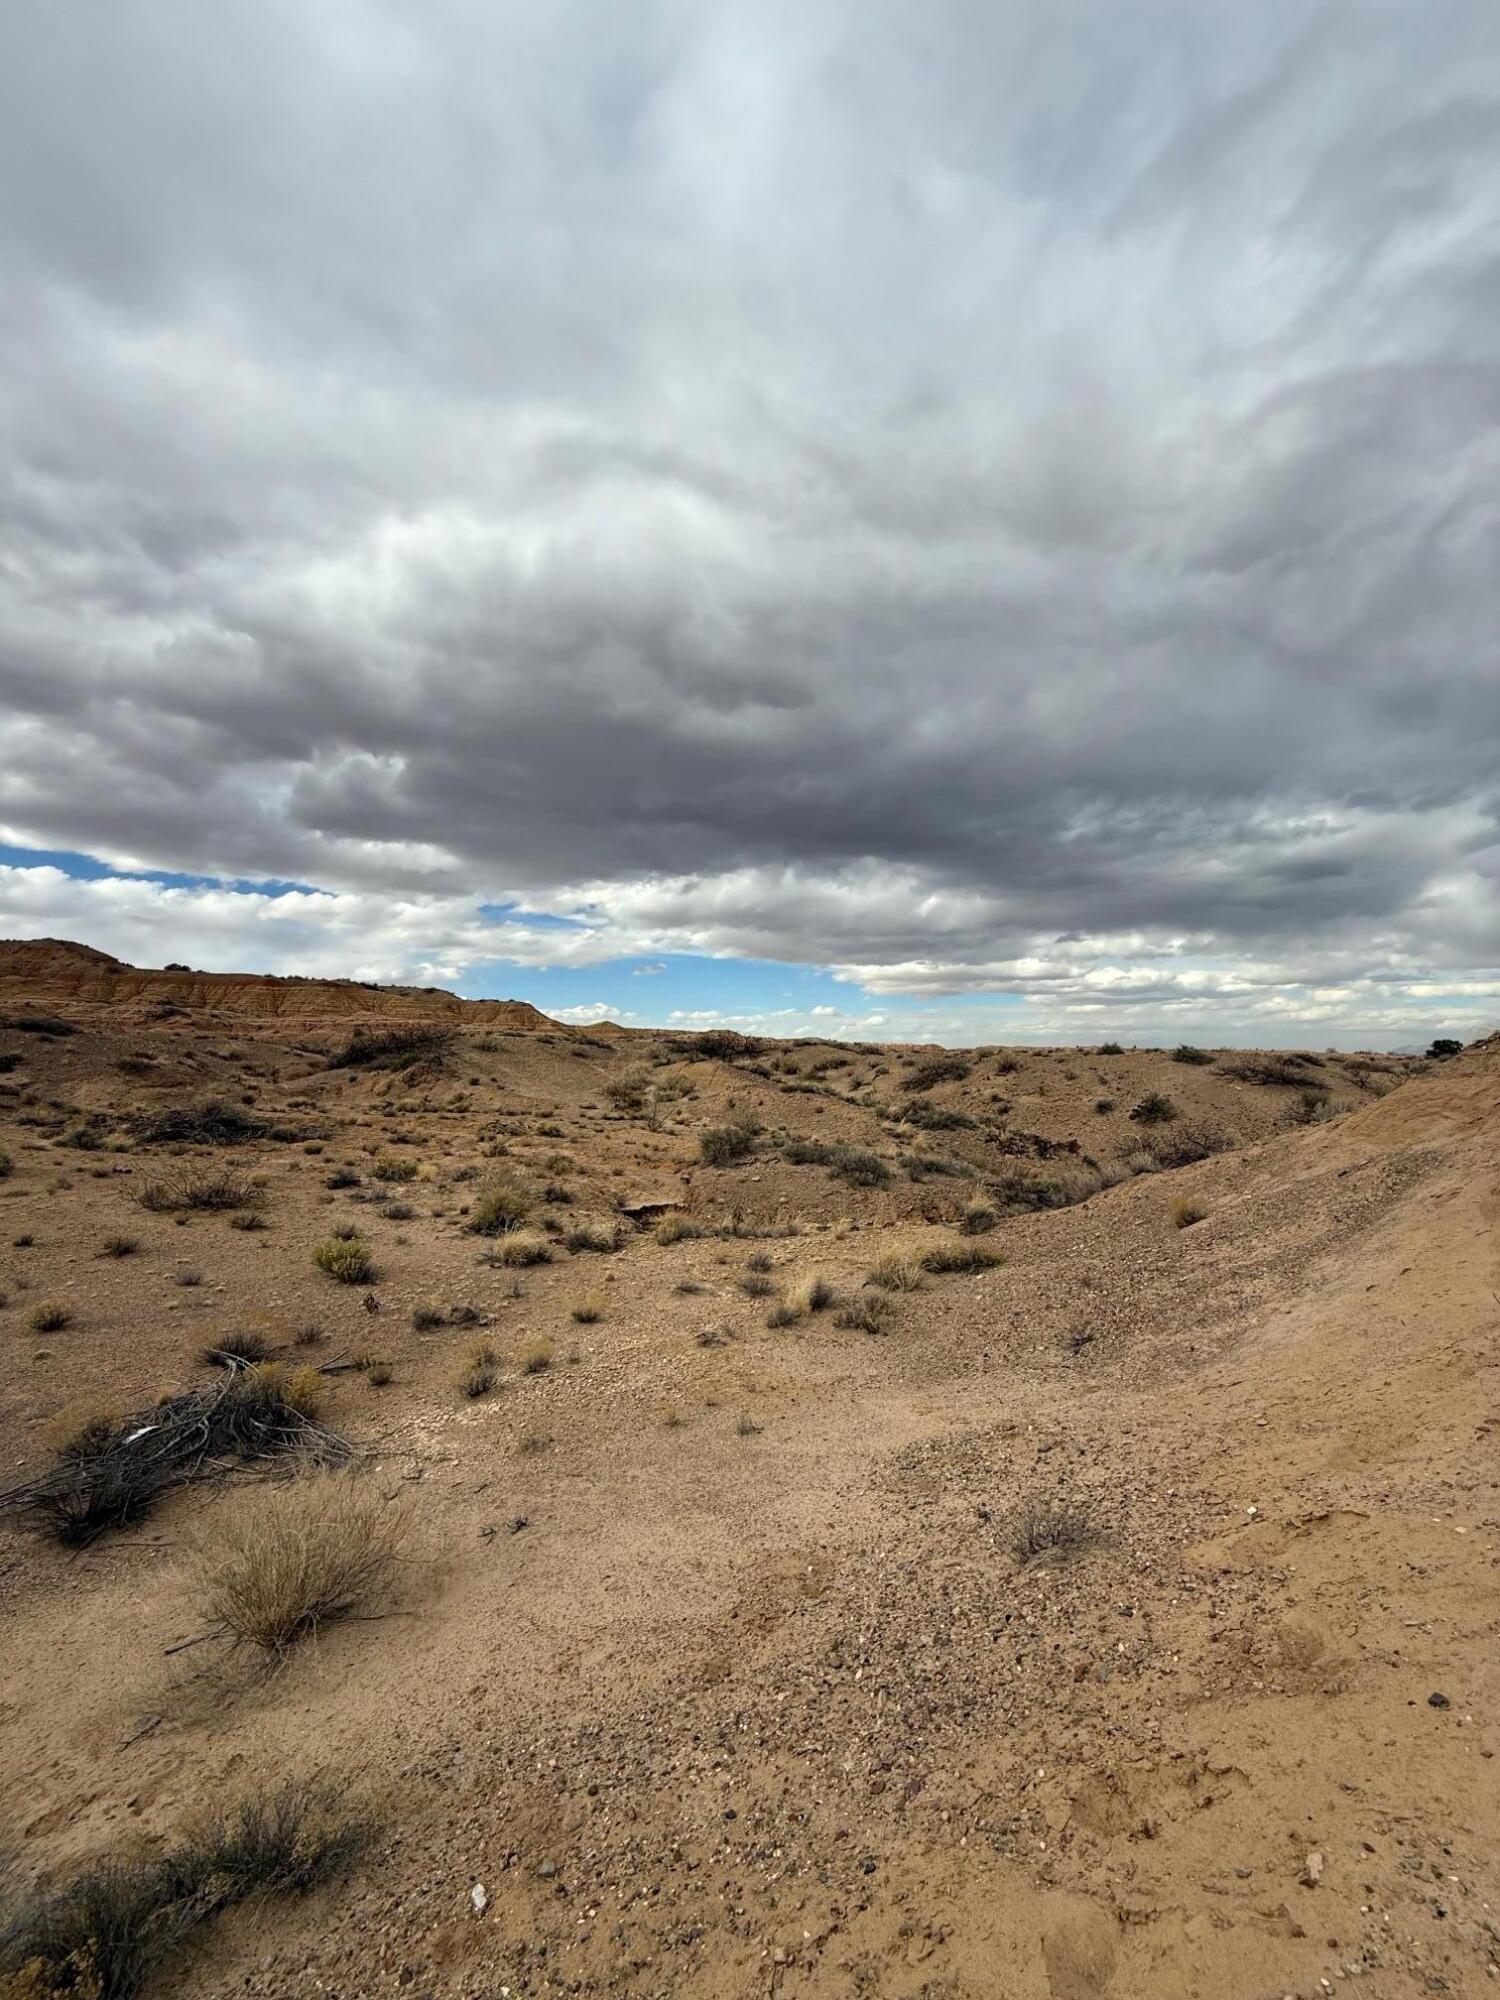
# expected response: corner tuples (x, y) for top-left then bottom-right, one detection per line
(194, 1473), (401, 1656)
(1008, 1494), (1098, 1566)
(903, 1056), (971, 1092)
(327, 1024), (453, 1071)
(372, 1154), (417, 1183)
(0, 1779), (364, 2000)
(28, 1300), (72, 1333)
(1128, 1092), (1177, 1125)
(825, 1144), (891, 1188)
(138, 1169), (262, 1214)
(312, 1235), (375, 1284)
(699, 1119), (760, 1167)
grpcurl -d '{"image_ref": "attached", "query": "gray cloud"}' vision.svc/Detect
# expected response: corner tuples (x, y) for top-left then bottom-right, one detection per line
(0, 0), (1497, 1023)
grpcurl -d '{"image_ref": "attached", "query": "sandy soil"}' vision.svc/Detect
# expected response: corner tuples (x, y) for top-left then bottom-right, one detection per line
(0, 941), (1494, 1999)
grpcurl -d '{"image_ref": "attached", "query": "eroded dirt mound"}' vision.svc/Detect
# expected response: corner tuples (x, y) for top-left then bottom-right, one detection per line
(0, 936), (558, 1030)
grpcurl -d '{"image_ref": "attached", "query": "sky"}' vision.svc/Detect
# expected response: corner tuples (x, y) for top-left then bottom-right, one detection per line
(0, 2), (1496, 1049)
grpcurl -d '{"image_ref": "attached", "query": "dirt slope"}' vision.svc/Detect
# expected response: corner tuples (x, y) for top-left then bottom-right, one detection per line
(0, 955), (1493, 2000)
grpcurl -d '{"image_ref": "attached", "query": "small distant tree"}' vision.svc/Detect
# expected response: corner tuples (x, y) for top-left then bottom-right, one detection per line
(1427, 1037), (1463, 1060)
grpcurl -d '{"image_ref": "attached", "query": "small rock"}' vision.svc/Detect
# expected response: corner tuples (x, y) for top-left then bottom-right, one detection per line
(1303, 1851), (1325, 1887)
(1427, 1691), (1450, 1709)
(537, 1857), (557, 1880)
(471, 1883), (488, 1916)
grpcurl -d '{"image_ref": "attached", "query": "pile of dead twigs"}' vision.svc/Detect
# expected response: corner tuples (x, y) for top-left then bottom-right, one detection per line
(0, 1366), (350, 1546)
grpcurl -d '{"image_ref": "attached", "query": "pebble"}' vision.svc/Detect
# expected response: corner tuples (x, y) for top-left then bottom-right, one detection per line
(1303, 1850), (1325, 1887)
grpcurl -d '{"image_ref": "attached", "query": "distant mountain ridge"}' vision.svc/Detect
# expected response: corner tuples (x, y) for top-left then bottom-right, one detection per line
(0, 936), (561, 1030)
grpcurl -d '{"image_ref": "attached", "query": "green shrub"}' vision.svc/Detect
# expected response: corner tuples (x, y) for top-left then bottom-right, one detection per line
(699, 1118), (760, 1167)
(903, 1056), (971, 1092)
(312, 1236), (375, 1284)
(1128, 1092), (1177, 1125)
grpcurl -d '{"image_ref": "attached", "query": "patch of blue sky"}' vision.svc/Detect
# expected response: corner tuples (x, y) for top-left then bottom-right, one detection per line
(0, 842), (316, 897)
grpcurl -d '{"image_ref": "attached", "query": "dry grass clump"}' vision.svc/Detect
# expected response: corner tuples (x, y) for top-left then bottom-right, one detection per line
(28, 1300), (73, 1333)
(833, 1293), (893, 1334)
(765, 1273), (835, 1328)
(199, 1328), (273, 1369)
(457, 1341), (499, 1398)
(564, 1218), (622, 1254)
(0, 1149), (11, 1179)
(958, 1199), (998, 1236)
(867, 1252), (926, 1292)
(1171, 1044), (1214, 1065)
(518, 1337), (554, 1375)
(138, 1169), (262, 1214)
(487, 1229), (552, 1268)
(466, 1173), (536, 1235)
(653, 1213), (704, 1245)
(311, 1234), (375, 1284)
(98, 1233), (140, 1258)
(1169, 1194), (1209, 1229)
(570, 1292), (605, 1324)
(788, 1273), (835, 1314)
(739, 1271), (773, 1298)
(919, 1239), (1003, 1275)
(193, 1473), (401, 1657)
(0, 1779), (366, 2000)
(371, 1154), (417, 1183)
(1008, 1494), (1100, 1566)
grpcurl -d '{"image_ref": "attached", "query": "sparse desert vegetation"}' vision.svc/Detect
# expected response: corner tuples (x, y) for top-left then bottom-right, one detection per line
(0, 941), (1482, 2000)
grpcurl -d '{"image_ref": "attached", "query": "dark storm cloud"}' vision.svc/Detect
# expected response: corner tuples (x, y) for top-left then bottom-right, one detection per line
(0, 0), (1497, 1016)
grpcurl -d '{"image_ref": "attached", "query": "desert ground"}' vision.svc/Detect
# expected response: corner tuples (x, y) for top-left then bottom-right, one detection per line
(0, 937), (1494, 2000)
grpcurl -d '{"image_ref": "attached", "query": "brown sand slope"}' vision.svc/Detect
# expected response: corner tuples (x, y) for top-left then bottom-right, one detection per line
(0, 954), (1493, 1999)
